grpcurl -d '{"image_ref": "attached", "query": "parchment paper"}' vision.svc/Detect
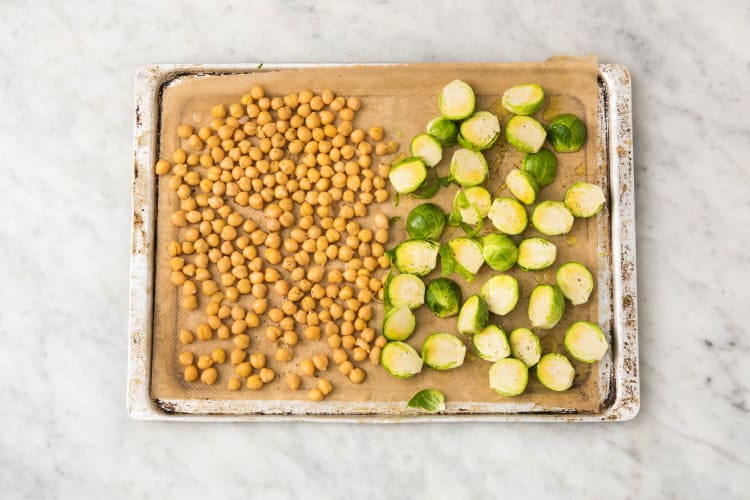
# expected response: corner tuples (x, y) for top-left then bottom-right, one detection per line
(151, 57), (605, 412)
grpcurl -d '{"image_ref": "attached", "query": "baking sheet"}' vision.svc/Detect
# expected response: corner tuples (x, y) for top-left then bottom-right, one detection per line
(128, 62), (638, 421)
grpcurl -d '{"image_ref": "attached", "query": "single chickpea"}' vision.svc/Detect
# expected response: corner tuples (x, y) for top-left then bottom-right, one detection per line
(227, 377), (242, 391)
(349, 367), (366, 384)
(369, 346), (382, 365)
(183, 365), (199, 382)
(231, 348), (248, 365)
(338, 360), (354, 376)
(235, 361), (252, 378)
(312, 354), (329, 371)
(200, 367), (218, 385)
(308, 388), (324, 402)
(259, 367), (276, 383)
(178, 351), (194, 366)
(286, 373), (301, 390)
(211, 348), (226, 364)
(300, 358), (316, 376)
(332, 348), (348, 365)
(275, 347), (292, 362)
(246, 374), (264, 390)
(317, 378), (333, 396)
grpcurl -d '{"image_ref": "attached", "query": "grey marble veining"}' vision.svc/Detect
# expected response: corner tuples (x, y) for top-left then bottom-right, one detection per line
(1, 0), (748, 498)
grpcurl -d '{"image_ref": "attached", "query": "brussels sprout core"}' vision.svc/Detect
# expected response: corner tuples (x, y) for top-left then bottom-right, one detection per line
(410, 133), (443, 167)
(449, 148), (488, 187)
(454, 187), (491, 225)
(536, 353), (575, 391)
(381, 341), (424, 379)
(457, 294), (489, 335)
(439, 80), (476, 120)
(394, 239), (440, 276)
(517, 237), (557, 271)
(386, 273), (425, 309)
(531, 201), (574, 236)
(489, 358), (529, 396)
(508, 328), (542, 367)
(556, 262), (594, 305)
(488, 198), (528, 235)
(506, 115), (547, 153)
(505, 169), (539, 205)
(564, 182), (606, 217)
(528, 284), (565, 329)
(473, 324), (511, 362)
(458, 111), (501, 151)
(501, 83), (545, 115)
(480, 274), (519, 316)
(565, 321), (609, 363)
(388, 157), (427, 193)
(422, 333), (467, 370)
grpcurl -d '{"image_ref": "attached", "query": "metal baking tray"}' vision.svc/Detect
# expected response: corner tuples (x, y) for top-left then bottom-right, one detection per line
(128, 63), (638, 422)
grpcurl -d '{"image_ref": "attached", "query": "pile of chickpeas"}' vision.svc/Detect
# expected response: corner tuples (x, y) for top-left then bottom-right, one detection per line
(155, 85), (399, 401)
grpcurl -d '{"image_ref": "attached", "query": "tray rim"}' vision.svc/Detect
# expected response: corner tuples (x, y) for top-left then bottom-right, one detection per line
(127, 62), (638, 422)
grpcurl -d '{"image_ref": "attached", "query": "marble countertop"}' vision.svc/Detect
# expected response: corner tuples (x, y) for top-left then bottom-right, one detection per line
(1, 1), (748, 498)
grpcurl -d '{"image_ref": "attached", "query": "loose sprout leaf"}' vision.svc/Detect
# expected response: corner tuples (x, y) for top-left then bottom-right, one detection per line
(411, 172), (442, 199)
(382, 269), (395, 311)
(257, 62), (264, 69)
(394, 192), (400, 207)
(388, 216), (402, 227)
(439, 243), (456, 277)
(407, 389), (446, 412)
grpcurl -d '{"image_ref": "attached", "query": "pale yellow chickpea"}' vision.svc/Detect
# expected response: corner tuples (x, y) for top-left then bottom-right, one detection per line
(184, 365), (199, 382)
(201, 367), (218, 385)
(275, 347), (292, 362)
(259, 367), (276, 383)
(312, 354), (329, 371)
(300, 358), (316, 376)
(332, 348), (348, 365)
(317, 378), (333, 396)
(235, 361), (252, 378)
(179, 328), (194, 345)
(246, 374), (264, 390)
(285, 373), (301, 390)
(308, 388), (324, 401)
(338, 361), (354, 376)
(178, 351), (194, 366)
(304, 325), (321, 341)
(227, 377), (242, 391)
(349, 367), (366, 384)
(230, 348), (247, 365)
(211, 348), (226, 364)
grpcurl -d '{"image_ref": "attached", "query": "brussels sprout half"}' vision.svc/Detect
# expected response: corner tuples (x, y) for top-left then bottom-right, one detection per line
(449, 148), (488, 187)
(382, 306), (417, 341)
(489, 358), (529, 397)
(422, 333), (466, 370)
(381, 341), (424, 379)
(394, 239), (440, 276)
(556, 262), (594, 305)
(447, 237), (484, 275)
(564, 182), (606, 217)
(481, 233), (518, 272)
(425, 278), (463, 318)
(501, 83), (545, 115)
(453, 187), (491, 225)
(508, 328), (542, 367)
(457, 294), (489, 336)
(517, 237), (557, 271)
(488, 197), (528, 235)
(473, 324), (511, 362)
(480, 275), (519, 316)
(565, 321), (609, 363)
(528, 284), (565, 330)
(536, 353), (575, 391)
(439, 80), (476, 121)
(458, 111), (501, 151)
(505, 168), (539, 205)
(506, 115), (547, 153)
(386, 273), (425, 309)
(426, 116), (459, 146)
(388, 156), (427, 193)
(410, 133), (443, 167)
(406, 203), (447, 240)
(531, 201), (574, 236)
(521, 148), (558, 188)
(547, 113), (586, 153)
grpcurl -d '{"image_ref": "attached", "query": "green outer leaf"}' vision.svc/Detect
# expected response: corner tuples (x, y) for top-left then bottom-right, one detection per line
(439, 243), (456, 277)
(547, 113), (586, 152)
(425, 278), (462, 318)
(407, 389), (446, 412)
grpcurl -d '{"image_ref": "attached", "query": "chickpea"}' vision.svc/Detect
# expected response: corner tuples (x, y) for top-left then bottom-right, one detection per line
(352, 347), (368, 362)
(286, 373), (301, 390)
(178, 351), (194, 366)
(275, 347), (292, 362)
(179, 328), (194, 345)
(317, 378), (333, 396)
(332, 348), (348, 365)
(235, 361), (252, 378)
(227, 377), (242, 391)
(349, 367), (366, 384)
(304, 325), (321, 341)
(307, 388), (324, 402)
(300, 358), (316, 376)
(282, 330), (299, 346)
(312, 354), (329, 371)
(200, 367), (218, 385)
(211, 348), (226, 364)
(338, 360), (354, 376)
(259, 367), (276, 383)
(369, 346), (382, 365)
(246, 374), (264, 390)
(183, 365), (199, 382)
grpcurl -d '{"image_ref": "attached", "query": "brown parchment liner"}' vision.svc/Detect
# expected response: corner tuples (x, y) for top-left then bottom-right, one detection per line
(151, 56), (605, 412)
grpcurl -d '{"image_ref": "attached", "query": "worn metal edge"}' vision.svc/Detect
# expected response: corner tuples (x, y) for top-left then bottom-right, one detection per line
(127, 62), (638, 422)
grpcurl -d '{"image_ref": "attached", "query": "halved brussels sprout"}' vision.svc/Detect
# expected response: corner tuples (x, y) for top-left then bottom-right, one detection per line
(449, 148), (488, 187)
(488, 197), (528, 235)
(410, 133), (443, 167)
(457, 294), (489, 335)
(453, 187), (491, 225)
(556, 262), (594, 305)
(489, 358), (528, 396)
(505, 168), (539, 205)
(508, 328), (542, 367)
(422, 333), (466, 370)
(505, 115), (547, 153)
(480, 275), (519, 316)
(564, 182), (606, 217)
(547, 113), (586, 152)
(531, 201), (574, 236)
(528, 284), (565, 330)
(473, 324), (511, 362)
(425, 278), (462, 318)
(521, 148), (558, 188)
(517, 237), (557, 271)
(406, 203), (446, 240)
(386, 273), (425, 309)
(439, 80), (476, 120)
(381, 341), (424, 379)
(388, 156), (427, 193)
(565, 321), (609, 363)
(501, 83), (545, 115)
(447, 237), (484, 275)
(382, 306), (417, 341)
(394, 239), (440, 276)
(536, 353), (575, 391)
(426, 116), (459, 146)
(481, 233), (518, 272)
(457, 111), (501, 151)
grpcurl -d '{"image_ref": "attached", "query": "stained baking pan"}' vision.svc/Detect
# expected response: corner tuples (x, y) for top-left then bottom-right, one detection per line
(128, 62), (637, 422)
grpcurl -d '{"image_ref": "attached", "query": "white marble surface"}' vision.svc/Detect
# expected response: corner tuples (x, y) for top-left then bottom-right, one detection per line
(1, 0), (748, 498)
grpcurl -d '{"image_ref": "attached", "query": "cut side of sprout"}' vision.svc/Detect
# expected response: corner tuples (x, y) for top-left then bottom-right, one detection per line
(505, 115), (547, 153)
(449, 148), (488, 187)
(508, 328), (542, 367)
(473, 324), (511, 362)
(458, 111), (501, 151)
(422, 333), (466, 370)
(489, 358), (529, 396)
(488, 198), (528, 235)
(517, 237), (557, 271)
(410, 133), (443, 167)
(448, 237), (484, 275)
(501, 83), (545, 115)
(382, 306), (417, 341)
(556, 262), (594, 305)
(426, 116), (458, 146)
(480, 274), (519, 316)
(564, 182), (606, 217)
(439, 80), (476, 120)
(536, 353), (575, 391)
(386, 273), (425, 309)
(528, 284), (565, 330)
(454, 187), (491, 225)
(564, 321), (609, 363)
(381, 341), (424, 379)
(505, 168), (539, 205)
(457, 294), (489, 336)
(531, 201), (574, 236)
(394, 239), (440, 276)
(388, 157), (427, 193)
